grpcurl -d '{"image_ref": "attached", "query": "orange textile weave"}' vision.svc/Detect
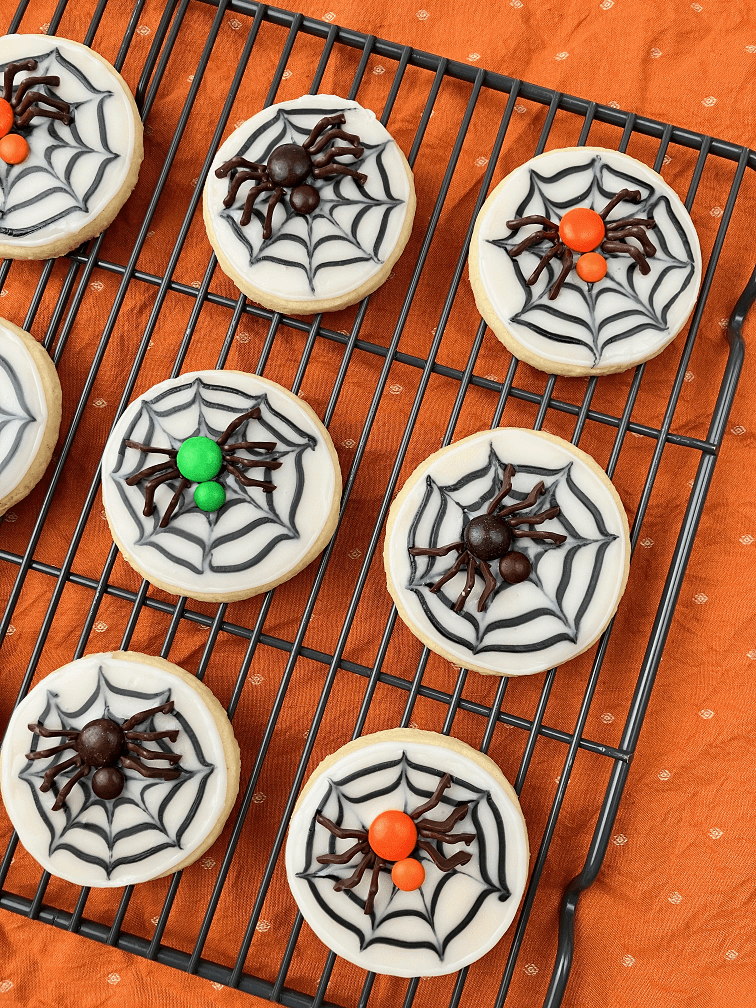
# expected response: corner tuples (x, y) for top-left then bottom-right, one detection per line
(0, 1), (754, 1007)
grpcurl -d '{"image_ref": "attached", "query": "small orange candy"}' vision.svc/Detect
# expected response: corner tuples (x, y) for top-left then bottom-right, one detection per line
(391, 857), (425, 891)
(576, 252), (608, 283)
(0, 98), (13, 138)
(0, 133), (30, 165)
(368, 809), (417, 862)
(558, 207), (605, 253)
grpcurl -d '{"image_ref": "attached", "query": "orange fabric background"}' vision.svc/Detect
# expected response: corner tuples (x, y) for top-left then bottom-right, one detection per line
(0, 1), (754, 1007)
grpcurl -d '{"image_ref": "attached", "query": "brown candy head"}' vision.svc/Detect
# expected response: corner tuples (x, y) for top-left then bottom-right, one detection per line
(290, 183), (320, 215)
(463, 514), (512, 561)
(267, 144), (311, 187)
(91, 765), (125, 800)
(499, 550), (531, 584)
(77, 718), (125, 767)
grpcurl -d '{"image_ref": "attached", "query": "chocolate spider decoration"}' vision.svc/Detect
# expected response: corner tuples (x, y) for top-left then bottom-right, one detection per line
(506, 188), (657, 300)
(26, 701), (183, 811)
(409, 464), (567, 613)
(216, 112), (368, 239)
(0, 59), (74, 165)
(315, 773), (475, 915)
(124, 406), (282, 527)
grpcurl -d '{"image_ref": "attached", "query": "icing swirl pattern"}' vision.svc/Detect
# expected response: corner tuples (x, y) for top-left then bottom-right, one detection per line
(474, 149), (701, 372)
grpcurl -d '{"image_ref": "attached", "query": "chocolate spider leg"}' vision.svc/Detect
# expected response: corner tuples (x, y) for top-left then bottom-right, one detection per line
(125, 742), (183, 763)
(122, 701), (175, 731)
(311, 145), (364, 169)
(142, 468), (180, 517)
(316, 840), (370, 865)
(241, 183), (276, 228)
(417, 840), (472, 871)
(486, 464), (516, 516)
(51, 764), (91, 811)
(223, 454), (283, 471)
(217, 407), (262, 446)
(126, 728), (180, 743)
(475, 557), (498, 612)
(334, 850), (374, 891)
(125, 440), (177, 457)
(25, 741), (77, 761)
(414, 804), (468, 832)
(14, 92), (73, 127)
(509, 229), (559, 258)
(160, 477), (190, 527)
(125, 460), (177, 486)
(301, 113), (348, 150)
(222, 169), (268, 208)
(498, 480), (545, 518)
(224, 442), (276, 453)
(599, 188), (642, 219)
(312, 164), (368, 185)
(506, 214), (559, 232)
(120, 755), (181, 780)
(261, 186), (285, 240)
(420, 829), (476, 845)
(12, 75), (60, 106)
(40, 755), (81, 792)
(364, 857), (385, 916)
(453, 558), (479, 612)
(410, 773), (453, 819)
(524, 241), (562, 286)
(224, 461), (276, 493)
(214, 155), (267, 179)
(307, 128), (362, 154)
(27, 724), (79, 739)
(549, 246), (574, 300)
(408, 541), (463, 558)
(513, 528), (567, 544)
(316, 813), (369, 841)
(3, 60), (37, 102)
(600, 239), (652, 274)
(428, 549), (469, 596)
(507, 505), (561, 526)
(604, 224), (657, 256)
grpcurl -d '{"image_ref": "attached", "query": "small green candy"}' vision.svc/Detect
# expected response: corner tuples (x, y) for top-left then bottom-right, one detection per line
(194, 481), (226, 512)
(176, 437), (222, 482)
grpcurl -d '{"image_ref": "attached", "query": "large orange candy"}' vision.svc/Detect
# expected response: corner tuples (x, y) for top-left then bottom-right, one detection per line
(391, 857), (425, 891)
(368, 809), (417, 861)
(576, 252), (608, 283)
(0, 98), (12, 138)
(558, 207), (605, 253)
(0, 133), (29, 165)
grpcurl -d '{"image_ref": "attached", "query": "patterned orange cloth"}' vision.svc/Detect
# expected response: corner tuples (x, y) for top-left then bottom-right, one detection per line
(0, 1), (754, 1007)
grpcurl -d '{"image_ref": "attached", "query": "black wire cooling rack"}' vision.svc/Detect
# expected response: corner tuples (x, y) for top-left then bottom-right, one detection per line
(0, 2), (753, 1006)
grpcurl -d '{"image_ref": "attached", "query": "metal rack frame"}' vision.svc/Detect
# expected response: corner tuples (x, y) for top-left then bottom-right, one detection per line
(0, 1), (752, 1006)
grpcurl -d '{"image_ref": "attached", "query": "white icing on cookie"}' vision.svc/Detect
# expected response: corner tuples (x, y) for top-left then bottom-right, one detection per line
(1, 653), (230, 887)
(204, 95), (413, 304)
(286, 735), (528, 977)
(0, 35), (139, 250)
(473, 148), (701, 372)
(0, 319), (49, 503)
(101, 371), (339, 599)
(385, 429), (629, 676)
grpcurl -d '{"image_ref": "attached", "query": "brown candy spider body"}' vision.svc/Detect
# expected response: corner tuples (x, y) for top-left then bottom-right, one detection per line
(410, 464), (567, 613)
(216, 113), (368, 239)
(506, 188), (657, 300)
(26, 701), (184, 811)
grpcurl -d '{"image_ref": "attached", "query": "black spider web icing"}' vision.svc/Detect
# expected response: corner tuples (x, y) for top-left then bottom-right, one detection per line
(487, 155), (697, 366)
(218, 104), (404, 294)
(297, 752), (510, 960)
(0, 351), (37, 482)
(19, 667), (214, 880)
(405, 445), (618, 655)
(0, 47), (119, 237)
(109, 376), (317, 576)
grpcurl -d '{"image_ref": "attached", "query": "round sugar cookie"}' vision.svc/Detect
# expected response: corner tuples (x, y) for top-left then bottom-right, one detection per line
(101, 370), (341, 602)
(0, 651), (240, 888)
(384, 428), (630, 677)
(0, 35), (143, 260)
(286, 729), (529, 977)
(203, 94), (416, 314)
(469, 147), (702, 376)
(0, 317), (61, 515)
